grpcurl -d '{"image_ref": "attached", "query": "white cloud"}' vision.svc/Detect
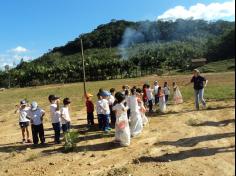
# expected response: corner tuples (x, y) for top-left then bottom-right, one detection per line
(157, 0), (235, 21)
(10, 46), (28, 53)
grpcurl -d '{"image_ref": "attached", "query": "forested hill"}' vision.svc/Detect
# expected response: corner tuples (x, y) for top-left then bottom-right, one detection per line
(51, 19), (234, 55)
(0, 19), (235, 87)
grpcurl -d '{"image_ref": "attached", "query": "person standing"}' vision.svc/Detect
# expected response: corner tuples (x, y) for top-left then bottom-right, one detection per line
(15, 100), (31, 144)
(85, 93), (95, 127)
(109, 88), (116, 127)
(186, 69), (208, 110)
(28, 101), (46, 145)
(153, 81), (159, 105)
(48, 95), (61, 144)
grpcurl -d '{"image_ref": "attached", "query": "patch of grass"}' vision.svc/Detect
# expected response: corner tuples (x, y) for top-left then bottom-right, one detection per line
(198, 59), (235, 73)
(105, 167), (130, 176)
(26, 153), (41, 162)
(186, 118), (203, 126)
(64, 130), (79, 152)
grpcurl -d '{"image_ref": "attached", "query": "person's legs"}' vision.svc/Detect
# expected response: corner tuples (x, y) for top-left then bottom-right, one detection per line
(199, 89), (206, 108)
(31, 125), (39, 144)
(98, 114), (103, 130)
(52, 123), (61, 143)
(87, 113), (90, 125)
(148, 100), (153, 112)
(38, 124), (45, 144)
(104, 114), (110, 131)
(165, 95), (169, 104)
(21, 127), (26, 142)
(90, 113), (95, 125)
(194, 89), (200, 110)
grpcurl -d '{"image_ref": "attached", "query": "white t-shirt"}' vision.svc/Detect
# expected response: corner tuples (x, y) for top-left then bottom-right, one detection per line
(28, 108), (45, 125)
(108, 95), (115, 106)
(50, 104), (61, 124)
(19, 107), (30, 123)
(96, 100), (104, 115)
(61, 107), (71, 124)
(163, 87), (170, 95)
(154, 85), (159, 95)
(128, 96), (140, 112)
(146, 88), (154, 100)
(101, 99), (110, 115)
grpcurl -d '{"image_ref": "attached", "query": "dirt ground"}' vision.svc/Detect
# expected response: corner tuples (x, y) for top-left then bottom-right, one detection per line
(0, 99), (234, 176)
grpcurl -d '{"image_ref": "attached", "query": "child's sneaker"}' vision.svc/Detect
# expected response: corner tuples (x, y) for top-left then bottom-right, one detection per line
(22, 139), (26, 144)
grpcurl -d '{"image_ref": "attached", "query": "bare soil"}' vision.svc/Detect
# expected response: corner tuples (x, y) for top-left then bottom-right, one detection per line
(0, 99), (235, 176)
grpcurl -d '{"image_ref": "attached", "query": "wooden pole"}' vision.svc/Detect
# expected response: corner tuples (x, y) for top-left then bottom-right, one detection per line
(80, 38), (86, 96)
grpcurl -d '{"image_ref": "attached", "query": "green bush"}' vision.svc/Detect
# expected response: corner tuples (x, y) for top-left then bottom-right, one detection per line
(64, 130), (79, 152)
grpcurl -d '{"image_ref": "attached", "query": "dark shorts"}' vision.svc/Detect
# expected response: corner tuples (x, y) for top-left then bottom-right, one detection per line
(19, 122), (29, 129)
(62, 122), (71, 133)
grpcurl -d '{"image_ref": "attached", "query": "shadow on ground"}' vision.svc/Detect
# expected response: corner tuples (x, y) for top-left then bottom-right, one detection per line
(155, 132), (235, 147)
(136, 146), (235, 163)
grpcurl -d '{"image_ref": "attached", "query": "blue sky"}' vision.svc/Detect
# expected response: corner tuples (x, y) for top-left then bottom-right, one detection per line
(0, 0), (235, 69)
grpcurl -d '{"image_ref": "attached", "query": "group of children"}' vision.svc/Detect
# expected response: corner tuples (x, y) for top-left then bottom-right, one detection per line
(15, 80), (183, 147)
(142, 81), (183, 113)
(15, 96), (72, 145)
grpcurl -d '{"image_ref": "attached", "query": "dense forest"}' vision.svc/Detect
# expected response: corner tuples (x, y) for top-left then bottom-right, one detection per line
(0, 19), (235, 87)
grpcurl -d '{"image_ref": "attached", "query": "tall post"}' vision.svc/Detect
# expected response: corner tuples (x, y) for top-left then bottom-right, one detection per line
(80, 38), (86, 95)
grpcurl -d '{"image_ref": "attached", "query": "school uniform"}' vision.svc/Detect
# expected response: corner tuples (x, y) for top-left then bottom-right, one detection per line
(50, 103), (61, 143)
(19, 107), (30, 128)
(101, 99), (111, 131)
(146, 88), (154, 112)
(28, 108), (45, 144)
(96, 100), (104, 130)
(61, 107), (71, 133)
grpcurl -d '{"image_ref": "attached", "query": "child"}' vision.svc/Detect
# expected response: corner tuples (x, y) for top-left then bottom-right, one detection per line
(154, 81), (159, 105)
(28, 101), (46, 145)
(96, 93), (104, 130)
(109, 88), (116, 127)
(128, 88), (143, 137)
(86, 93), (95, 127)
(15, 100), (31, 144)
(146, 84), (154, 113)
(48, 95), (61, 144)
(136, 88), (149, 126)
(100, 91), (112, 132)
(142, 84), (148, 106)
(112, 92), (130, 147)
(125, 89), (130, 119)
(173, 82), (183, 104)
(61, 98), (72, 133)
(158, 87), (167, 113)
(163, 82), (170, 104)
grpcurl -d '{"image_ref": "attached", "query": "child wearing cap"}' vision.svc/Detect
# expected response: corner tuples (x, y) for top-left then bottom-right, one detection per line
(48, 95), (61, 144)
(100, 91), (112, 132)
(85, 93), (95, 127)
(112, 92), (130, 147)
(28, 101), (46, 145)
(61, 98), (72, 133)
(15, 100), (31, 144)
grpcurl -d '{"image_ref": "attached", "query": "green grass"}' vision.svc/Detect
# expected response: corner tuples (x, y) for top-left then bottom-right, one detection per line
(0, 72), (234, 118)
(197, 59), (235, 73)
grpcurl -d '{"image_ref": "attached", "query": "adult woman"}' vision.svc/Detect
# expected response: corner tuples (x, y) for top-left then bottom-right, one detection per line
(187, 69), (208, 110)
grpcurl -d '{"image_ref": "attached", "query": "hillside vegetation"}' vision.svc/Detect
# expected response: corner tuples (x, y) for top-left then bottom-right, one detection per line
(0, 19), (235, 87)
